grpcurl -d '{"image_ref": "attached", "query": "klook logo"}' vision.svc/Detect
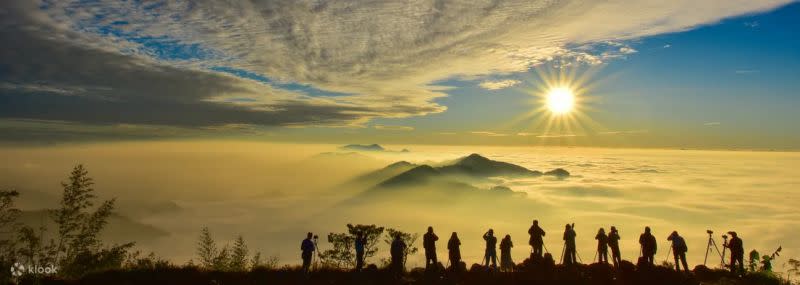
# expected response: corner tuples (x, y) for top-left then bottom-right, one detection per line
(9, 262), (58, 277)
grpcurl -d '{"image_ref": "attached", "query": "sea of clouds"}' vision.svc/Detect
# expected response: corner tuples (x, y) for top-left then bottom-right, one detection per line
(1, 142), (797, 270)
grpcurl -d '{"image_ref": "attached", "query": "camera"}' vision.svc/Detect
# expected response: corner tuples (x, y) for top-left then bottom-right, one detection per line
(707, 230), (713, 234)
(722, 234), (728, 239)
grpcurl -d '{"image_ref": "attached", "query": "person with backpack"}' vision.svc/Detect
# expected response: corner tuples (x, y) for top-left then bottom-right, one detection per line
(667, 231), (689, 272)
(639, 226), (657, 265)
(423, 226), (439, 270)
(300, 232), (316, 274)
(608, 226), (622, 267)
(500, 234), (514, 272)
(448, 232), (462, 270)
(595, 228), (609, 264)
(528, 219), (546, 258)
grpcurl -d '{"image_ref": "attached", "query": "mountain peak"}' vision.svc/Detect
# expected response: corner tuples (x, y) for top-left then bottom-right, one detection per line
(457, 153), (491, 164)
(340, 144), (385, 151)
(385, 161), (415, 169)
(376, 165), (440, 188)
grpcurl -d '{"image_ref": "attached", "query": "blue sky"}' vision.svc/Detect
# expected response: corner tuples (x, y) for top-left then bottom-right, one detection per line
(1, 0), (798, 149)
(366, 2), (800, 149)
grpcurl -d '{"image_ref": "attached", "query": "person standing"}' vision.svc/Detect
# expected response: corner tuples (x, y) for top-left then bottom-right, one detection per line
(639, 226), (657, 265)
(595, 228), (609, 264)
(301, 232), (316, 274)
(528, 219), (546, 258)
(483, 229), (498, 268)
(725, 231), (745, 275)
(423, 226), (439, 270)
(354, 232), (367, 271)
(391, 233), (407, 274)
(500, 234), (514, 272)
(608, 226), (622, 267)
(667, 231), (689, 272)
(563, 224), (577, 265)
(448, 232), (462, 270)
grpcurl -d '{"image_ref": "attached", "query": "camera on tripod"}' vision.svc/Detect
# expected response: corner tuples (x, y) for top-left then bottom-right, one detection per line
(704, 229), (727, 267)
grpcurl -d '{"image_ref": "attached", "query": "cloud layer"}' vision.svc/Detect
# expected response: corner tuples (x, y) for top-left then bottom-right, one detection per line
(0, 0), (791, 131)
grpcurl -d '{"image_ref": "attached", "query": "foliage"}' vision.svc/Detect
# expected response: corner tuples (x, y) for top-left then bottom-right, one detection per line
(47, 164), (130, 277)
(124, 251), (173, 270)
(230, 235), (249, 271)
(195, 227), (267, 271)
(0, 189), (21, 235)
(197, 227), (218, 269)
(60, 242), (136, 277)
(251, 252), (279, 270)
(788, 259), (799, 283)
(749, 250), (761, 272)
(319, 224), (384, 269)
(0, 189), (21, 283)
(383, 228), (419, 267)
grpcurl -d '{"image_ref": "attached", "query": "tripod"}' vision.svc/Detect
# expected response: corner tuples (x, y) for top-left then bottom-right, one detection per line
(704, 231), (724, 267)
(663, 245), (673, 263)
(312, 235), (320, 270)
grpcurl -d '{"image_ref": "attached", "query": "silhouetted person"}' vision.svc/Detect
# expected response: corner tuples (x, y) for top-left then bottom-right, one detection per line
(595, 228), (608, 264)
(639, 226), (657, 265)
(391, 233), (407, 274)
(725, 231), (744, 275)
(668, 231), (689, 272)
(483, 229), (498, 268)
(563, 223), (577, 265)
(528, 219), (546, 257)
(448, 232), (461, 269)
(423, 226), (439, 270)
(354, 232), (367, 271)
(301, 232), (315, 274)
(609, 226), (622, 267)
(500, 234), (514, 272)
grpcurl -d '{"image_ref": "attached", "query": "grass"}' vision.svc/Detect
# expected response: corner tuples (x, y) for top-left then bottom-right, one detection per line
(20, 257), (791, 285)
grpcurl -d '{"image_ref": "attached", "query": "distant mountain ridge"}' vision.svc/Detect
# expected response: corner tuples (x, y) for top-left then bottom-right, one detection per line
(340, 144), (385, 151)
(363, 153), (569, 189)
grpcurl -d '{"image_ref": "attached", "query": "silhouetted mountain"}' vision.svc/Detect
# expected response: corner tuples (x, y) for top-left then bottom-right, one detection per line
(545, 168), (570, 178)
(365, 154), (568, 188)
(438, 153), (542, 178)
(344, 153), (565, 202)
(351, 161), (419, 186)
(340, 144), (385, 151)
(377, 165), (441, 188)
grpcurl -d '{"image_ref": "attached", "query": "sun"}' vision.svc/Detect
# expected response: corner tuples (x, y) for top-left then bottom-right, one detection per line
(546, 86), (575, 115)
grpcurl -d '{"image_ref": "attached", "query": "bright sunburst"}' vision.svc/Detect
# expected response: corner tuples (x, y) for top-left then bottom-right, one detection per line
(546, 86), (575, 115)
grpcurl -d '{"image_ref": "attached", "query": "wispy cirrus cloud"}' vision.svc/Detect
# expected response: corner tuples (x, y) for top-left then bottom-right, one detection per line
(471, 131), (510, 137)
(373, 125), (414, 131)
(479, 80), (521, 90)
(735, 69), (760, 74)
(704, 122), (722, 126)
(0, 0), (792, 139)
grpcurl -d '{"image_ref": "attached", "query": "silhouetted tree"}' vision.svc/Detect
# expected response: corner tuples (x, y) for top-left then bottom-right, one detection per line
(230, 235), (249, 271)
(213, 245), (231, 271)
(0, 189), (21, 283)
(48, 165), (133, 277)
(124, 251), (172, 270)
(197, 227), (218, 269)
(788, 258), (799, 282)
(383, 228), (418, 267)
(0, 189), (20, 234)
(196, 227), (263, 271)
(320, 224), (384, 269)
